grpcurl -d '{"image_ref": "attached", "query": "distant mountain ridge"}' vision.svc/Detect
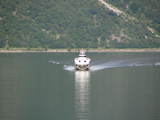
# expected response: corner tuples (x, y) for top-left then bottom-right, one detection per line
(0, 0), (160, 48)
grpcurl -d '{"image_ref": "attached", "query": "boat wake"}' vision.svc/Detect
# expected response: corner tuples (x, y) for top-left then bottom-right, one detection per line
(64, 65), (75, 71)
(63, 59), (160, 72)
(48, 60), (60, 64)
(49, 57), (160, 72)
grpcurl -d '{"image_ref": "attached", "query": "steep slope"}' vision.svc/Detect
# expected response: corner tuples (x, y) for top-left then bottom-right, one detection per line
(105, 0), (160, 34)
(0, 0), (160, 48)
(97, 0), (160, 47)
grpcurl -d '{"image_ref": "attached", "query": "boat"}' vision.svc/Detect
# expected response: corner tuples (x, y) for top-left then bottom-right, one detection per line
(74, 50), (91, 70)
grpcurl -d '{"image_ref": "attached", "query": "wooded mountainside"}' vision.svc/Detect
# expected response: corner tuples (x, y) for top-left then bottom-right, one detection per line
(0, 0), (160, 48)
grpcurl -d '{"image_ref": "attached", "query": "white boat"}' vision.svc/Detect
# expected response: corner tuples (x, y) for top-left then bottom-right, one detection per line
(74, 50), (91, 70)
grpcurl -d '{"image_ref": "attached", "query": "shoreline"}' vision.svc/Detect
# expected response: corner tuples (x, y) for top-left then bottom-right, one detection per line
(0, 48), (160, 53)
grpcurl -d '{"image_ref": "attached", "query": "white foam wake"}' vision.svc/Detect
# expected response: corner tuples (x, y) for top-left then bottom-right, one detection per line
(63, 60), (160, 72)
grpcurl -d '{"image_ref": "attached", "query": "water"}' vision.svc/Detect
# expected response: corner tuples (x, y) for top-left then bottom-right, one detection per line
(0, 52), (160, 120)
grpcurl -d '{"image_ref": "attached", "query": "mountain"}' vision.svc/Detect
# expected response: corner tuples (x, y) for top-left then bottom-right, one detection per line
(0, 0), (160, 48)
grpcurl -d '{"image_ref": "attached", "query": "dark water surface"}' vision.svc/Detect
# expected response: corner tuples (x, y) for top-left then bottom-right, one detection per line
(0, 52), (160, 120)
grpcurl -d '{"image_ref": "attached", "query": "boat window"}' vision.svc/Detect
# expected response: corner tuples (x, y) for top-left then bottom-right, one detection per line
(79, 55), (86, 57)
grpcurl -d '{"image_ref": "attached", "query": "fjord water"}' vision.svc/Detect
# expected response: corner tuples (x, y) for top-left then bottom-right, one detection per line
(0, 52), (160, 120)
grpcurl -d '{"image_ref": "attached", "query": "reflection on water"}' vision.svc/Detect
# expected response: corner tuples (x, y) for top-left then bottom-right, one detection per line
(75, 71), (90, 120)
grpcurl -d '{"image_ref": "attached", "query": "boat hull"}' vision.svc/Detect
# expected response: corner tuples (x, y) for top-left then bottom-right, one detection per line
(74, 50), (91, 71)
(75, 65), (90, 71)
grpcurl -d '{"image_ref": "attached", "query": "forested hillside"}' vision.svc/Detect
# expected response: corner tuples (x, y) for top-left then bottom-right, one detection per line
(0, 0), (160, 48)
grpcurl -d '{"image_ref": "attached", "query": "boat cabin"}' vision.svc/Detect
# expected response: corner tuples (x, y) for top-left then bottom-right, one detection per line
(79, 50), (86, 57)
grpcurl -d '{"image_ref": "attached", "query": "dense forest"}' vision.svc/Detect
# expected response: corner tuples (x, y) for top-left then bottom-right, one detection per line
(0, 0), (160, 49)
